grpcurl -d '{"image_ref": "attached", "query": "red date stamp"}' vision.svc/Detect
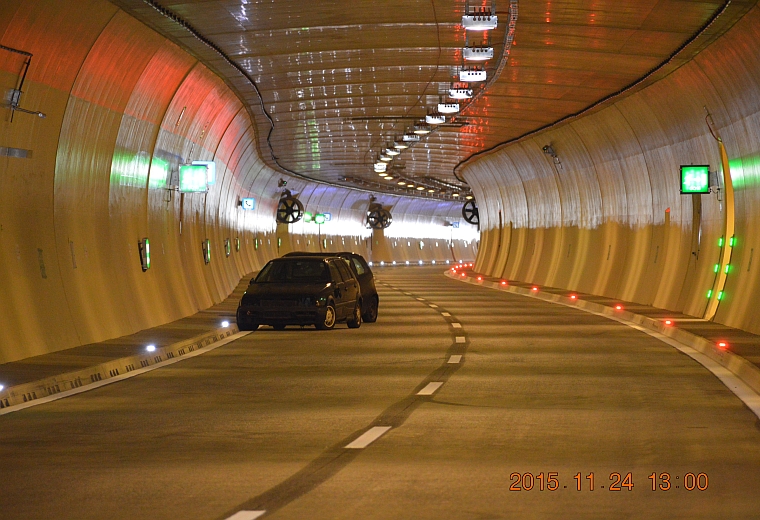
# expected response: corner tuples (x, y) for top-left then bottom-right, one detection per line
(509, 472), (709, 491)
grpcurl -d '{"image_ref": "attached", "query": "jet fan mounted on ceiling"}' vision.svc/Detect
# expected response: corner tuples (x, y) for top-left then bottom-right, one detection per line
(366, 198), (393, 230)
(276, 188), (304, 224)
(462, 200), (479, 226)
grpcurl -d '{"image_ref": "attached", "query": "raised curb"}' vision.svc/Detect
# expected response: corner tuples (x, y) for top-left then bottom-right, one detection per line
(447, 271), (760, 398)
(0, 324), (239, 412)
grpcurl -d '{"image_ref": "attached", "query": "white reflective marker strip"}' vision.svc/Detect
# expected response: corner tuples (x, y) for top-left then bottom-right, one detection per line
(451, 323), (462, 329)
(0, 332), (251, 416)
(416, 298), (425, 301)
(345, 426), (392, 449)
(456, 336), (466, 344)
(441, 312), (451, 317)
(448, 355), (462, 364)
(225, 511), (266, 520)
(417, 382), (444, 395)
(429, 304), (438, 308)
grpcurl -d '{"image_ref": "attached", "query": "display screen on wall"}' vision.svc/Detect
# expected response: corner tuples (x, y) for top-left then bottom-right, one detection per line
(680, 165), (710, 194)
(179, 164), (209, 193)
(241, 197), (256, 210)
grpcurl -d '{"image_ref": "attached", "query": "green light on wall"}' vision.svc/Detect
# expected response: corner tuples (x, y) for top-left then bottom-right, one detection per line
(314, 213), (326, 224)
(235, 237), (240, 252)
(717, 291), (724, 301)
(729, 236), (736, 247)
(179, 165), (209, 193)
(707, 290), (713, 298)
(680, 165), (710, 194)
(725, 264), (731, 274)
(138, 237), (150, 272)
(225, 238), (231, 258)
(718, 237), (724, 247)
(278, 238), (282, 248)
(254, 238), (259, 250)
(202, 239), (211, 264)
(714, 264), (720, 273)
(303, 212), (313, 223)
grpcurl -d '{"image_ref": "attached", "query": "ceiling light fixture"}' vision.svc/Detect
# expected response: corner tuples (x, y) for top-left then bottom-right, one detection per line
(393, 141), (408, 149)
(438, 102), (460, 114)
(462, 1), (498, 31)
(449, 85), (473, 99)
(385, 145), (400, 156)
(463, 46), (494, 61)
(379, 154), (392, 162)
(412, 123), (431, 135)
(416, 186), (425, 191)
(426, 113), (446, 125)
(459, 68), (487, 82)
(403, 133), (421, 142)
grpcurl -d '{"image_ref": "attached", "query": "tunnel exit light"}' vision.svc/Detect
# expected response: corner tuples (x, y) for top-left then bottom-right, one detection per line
(179, 164), (209, 193)
(680, 165), (710, 194)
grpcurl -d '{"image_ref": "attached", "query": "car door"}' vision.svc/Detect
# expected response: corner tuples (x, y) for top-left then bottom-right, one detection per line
(327, 260), (348, 319)
(335, 258), (360, 317)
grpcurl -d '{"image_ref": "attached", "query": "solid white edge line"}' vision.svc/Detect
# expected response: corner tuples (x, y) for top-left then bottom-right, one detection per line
(225, 511), (266, 520)
(454, 273), (760, 420)
(345, 426), (392, 449)
(0, 332), (251, 416)
(448, 355), (462, 364)
(417, 382), (444, 396)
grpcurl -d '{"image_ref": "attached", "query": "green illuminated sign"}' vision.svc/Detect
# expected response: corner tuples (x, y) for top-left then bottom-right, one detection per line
(680, 165), (710, 194)
(179, 165), (209, 193)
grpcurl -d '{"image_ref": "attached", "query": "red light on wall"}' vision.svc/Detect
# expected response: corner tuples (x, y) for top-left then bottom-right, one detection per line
(501, 280), (507, 286)
(717, 341), (728, 350)
(615, 305), (623, 311)
(570, 294), (577, 300)
(531, 287), (539, 292)
(664, 319), (673, 326)
(477, 276), (482, 281)
(461, 273), (466, 278)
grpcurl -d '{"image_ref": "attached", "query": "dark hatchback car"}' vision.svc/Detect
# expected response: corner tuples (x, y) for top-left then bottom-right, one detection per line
(236, 256), (362, 331)
(283, 251), (378, 322)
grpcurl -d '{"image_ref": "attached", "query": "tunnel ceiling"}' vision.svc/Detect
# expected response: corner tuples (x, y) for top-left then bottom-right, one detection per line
(109, 0), (755, 199)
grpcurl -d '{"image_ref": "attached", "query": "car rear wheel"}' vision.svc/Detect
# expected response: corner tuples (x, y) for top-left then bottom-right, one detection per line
(237, 321), (259, 332)
(362, 296), (378, 323)
(315, 304), (336, 330)
(347, 301), (362, 329)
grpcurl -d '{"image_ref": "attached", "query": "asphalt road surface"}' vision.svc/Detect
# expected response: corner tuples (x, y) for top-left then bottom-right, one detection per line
(1, 267), (759, 519)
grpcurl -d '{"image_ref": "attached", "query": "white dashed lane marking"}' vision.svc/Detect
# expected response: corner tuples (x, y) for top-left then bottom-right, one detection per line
(451, 323), (462, 329)
(416, 298), (425, 301)
(429, 304), (438, 308)
(448, 355), (462, 364)
(417, 382), (444, 396)
(225, 511), (266, 520)
(456, 336), (466, 344)
(441, 312), (451, 317)
(345, 426), (392, 449)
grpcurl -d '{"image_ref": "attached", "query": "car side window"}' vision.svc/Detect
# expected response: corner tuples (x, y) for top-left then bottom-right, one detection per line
(335, 260), (354, 282)
(351, 257), (365, 275)
(328, 261), (342, 282)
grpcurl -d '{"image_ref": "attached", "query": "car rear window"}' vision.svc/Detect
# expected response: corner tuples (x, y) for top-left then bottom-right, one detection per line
(256, 259), (330, 283)
(351, 257), (365, 275)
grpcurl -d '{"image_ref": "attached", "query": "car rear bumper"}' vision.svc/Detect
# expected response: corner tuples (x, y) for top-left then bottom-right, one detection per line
(237, 305), (325, 326)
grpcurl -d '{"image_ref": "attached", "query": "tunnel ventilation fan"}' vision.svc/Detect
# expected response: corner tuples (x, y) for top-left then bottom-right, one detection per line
(462, 200), (479, 226)
(367, 201), (393, 229)
(276, 189), (304, 224)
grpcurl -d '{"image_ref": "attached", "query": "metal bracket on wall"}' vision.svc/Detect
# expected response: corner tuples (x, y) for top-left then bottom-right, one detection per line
(0, 44), (46, 121)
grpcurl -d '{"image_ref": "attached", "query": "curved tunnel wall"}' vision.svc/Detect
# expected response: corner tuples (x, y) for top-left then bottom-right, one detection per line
(0, 0), (477, 363)
(462, 5), (760, 335)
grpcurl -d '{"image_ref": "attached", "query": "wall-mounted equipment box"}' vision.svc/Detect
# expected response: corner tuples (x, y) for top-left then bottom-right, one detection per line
(202, 239), (211, 264)
(179, 164), (209, 193)
(680, 165), (710, 194)
(241, 197), (256, 210)
(138, 238), (150, 271)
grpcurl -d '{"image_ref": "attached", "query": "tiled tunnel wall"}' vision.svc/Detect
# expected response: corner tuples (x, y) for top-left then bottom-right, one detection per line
(0, 0), (477, 363)
(462, 5), (760, 335)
